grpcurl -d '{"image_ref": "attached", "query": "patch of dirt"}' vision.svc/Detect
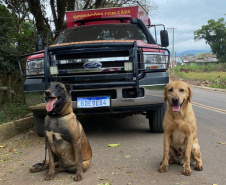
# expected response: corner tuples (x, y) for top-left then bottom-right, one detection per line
(0, 129), (45, 185)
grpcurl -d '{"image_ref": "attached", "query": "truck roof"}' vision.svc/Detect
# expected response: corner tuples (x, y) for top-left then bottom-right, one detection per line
(65, 6), (150, 28)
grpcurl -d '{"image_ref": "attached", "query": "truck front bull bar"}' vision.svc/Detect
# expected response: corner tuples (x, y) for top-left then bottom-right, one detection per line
(18, 41), (170, 95)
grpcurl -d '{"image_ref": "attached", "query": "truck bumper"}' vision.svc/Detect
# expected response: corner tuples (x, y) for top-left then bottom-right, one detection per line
(24, 72), (168, 115)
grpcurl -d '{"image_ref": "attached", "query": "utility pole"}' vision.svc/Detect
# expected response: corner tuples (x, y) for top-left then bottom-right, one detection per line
(175, 52), (176, 66)
(167, 27), (176, 75)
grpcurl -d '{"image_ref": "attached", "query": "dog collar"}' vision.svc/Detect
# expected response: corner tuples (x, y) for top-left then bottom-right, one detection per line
(48, 112), (71, 118)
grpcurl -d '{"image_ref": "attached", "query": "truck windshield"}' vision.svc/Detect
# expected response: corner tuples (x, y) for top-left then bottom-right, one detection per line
(54, 24), (148, 44)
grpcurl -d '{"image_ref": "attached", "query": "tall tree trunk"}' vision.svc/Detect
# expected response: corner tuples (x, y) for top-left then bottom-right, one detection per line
(95, 0), (103, 8)
(50, 0), (58, 29)
(67, 0), (75, 10)
(27, 0), (50, 42)
(56, 0), (67, 31)
(83, 0), (91, 9)
(50, 0), (67, 37)
(27, 0), (46, 32)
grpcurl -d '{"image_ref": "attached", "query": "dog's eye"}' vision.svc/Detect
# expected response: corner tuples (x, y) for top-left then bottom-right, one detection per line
(168, 88), (173, 92)
(179, 89), (185, 92)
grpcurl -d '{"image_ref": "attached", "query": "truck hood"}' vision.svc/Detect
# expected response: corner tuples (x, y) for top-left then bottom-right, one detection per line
(50, 40), (161, 50)
(28, 40), (163, 60)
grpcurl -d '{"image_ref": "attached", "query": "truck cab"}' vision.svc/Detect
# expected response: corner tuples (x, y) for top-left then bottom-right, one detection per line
(19, 5), (170, 136)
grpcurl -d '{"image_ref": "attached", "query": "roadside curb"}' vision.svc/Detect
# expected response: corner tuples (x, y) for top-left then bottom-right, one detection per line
(0, 116), (34, 142)
(190, 85), (226, 92)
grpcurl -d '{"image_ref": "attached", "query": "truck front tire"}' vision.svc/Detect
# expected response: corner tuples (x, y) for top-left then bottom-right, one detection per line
(33, 114), (45, 137)
(147, 103), (167, 133)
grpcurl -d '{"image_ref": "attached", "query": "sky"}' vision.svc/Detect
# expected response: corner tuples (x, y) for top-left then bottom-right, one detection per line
(148, 0), (226, 53)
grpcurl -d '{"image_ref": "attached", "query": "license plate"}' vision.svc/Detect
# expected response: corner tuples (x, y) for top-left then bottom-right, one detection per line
(77, 96), (110, 108)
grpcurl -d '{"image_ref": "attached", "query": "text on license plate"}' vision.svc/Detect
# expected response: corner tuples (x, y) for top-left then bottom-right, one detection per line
(77, 96), (110, 108)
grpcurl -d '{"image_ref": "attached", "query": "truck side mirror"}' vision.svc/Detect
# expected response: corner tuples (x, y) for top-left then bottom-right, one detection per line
(36, 36), (43, 51)
(160, 30), (169, 47)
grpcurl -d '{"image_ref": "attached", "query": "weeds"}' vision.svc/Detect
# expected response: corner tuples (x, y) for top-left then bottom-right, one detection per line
(171, 63), (226, 89)
(174, 63), (226, 72)
(0, 102), (30, 124)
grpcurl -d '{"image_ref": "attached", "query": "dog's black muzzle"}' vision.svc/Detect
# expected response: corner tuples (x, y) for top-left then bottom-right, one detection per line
(172, 97), (179, 106)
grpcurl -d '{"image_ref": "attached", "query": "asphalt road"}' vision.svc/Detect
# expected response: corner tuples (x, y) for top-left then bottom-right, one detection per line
(0, 87), (226, 185)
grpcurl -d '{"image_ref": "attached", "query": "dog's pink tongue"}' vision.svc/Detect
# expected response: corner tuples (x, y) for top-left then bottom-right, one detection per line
(46, 98), (57, 112)
(172, 105), (180, 112)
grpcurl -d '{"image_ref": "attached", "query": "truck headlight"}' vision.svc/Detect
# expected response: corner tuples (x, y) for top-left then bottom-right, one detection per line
(26, 58), (44, 75)
(143, 53), (167, 70)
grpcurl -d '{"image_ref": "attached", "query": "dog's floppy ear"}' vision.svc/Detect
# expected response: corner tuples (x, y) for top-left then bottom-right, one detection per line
(164, 84), (168, 102)
(188, 85), (193, 102)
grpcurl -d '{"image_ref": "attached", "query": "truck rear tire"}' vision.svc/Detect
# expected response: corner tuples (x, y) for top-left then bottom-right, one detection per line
(33, 114), (45, 137)
(147, 103), (167, 133)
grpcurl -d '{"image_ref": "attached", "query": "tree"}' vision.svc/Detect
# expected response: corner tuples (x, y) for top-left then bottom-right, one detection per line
(194, 18), (226, 63)
(196, 53), (203, 59)
(202, 52), (212, 58)
(15, 21), (37, 54)
(0, 4), (36, 103)
(0, 0), (30, 33)
(0, 4), (18, 102)
(27, 0), (50, 39)
(3, 0), (158, 37)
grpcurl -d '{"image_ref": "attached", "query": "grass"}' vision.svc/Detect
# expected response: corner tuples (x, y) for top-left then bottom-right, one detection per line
(176, 71), (226, 81)
(172, 64), (226, 89)
(174, 63), (226, 72)
(0, 103), (31, 124)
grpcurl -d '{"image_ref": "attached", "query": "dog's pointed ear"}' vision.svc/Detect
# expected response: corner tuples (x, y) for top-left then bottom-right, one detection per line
(47, 83), (51, 89)
(65, 84), (71, 93)
(188, 85), (193, 102)
(164, 84), (168, 102)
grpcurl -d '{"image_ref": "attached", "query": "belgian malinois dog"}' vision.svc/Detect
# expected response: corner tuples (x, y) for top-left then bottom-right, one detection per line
(29, 82), (92, 181)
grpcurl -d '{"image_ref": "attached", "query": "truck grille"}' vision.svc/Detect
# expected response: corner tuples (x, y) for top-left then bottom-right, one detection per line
(54, 50), (131, 74)
(58, 61), (124, 70)
(56, 50), (129, 60)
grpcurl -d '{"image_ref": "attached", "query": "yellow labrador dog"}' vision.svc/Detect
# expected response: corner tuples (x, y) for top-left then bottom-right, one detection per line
(159, 81), (203, 176)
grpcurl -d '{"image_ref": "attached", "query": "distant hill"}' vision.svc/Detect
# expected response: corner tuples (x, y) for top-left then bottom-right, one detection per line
(177, 50), (212, 57)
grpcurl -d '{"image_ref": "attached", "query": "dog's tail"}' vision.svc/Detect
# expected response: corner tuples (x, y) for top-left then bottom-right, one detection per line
(83, 159), (91, 172)
(29, 162), (49, 173)
(29, 160), (91, 173)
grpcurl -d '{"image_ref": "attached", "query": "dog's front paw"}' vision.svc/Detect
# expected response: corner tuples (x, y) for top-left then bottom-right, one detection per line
(182, 165), (192, 176)
(158, 164), (168, 173)
(45, 170), (55, 181)
(194, 164), (203, 171)
(74, 173), (84, 181)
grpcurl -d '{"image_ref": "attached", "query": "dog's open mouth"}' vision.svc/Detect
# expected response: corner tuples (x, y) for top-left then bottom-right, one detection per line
(171, 100), (185, 112)
(172, 105), (181, 112)
(46, 97), (58, 112)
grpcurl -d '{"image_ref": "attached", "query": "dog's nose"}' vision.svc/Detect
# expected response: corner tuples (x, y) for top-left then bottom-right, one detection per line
(172, 98), (179, 105)
(45, 90), (51, 96)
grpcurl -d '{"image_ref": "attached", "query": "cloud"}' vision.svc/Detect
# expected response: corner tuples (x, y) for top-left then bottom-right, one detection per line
(148, 0), (225, 53)
(175, 39), (210, 52)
